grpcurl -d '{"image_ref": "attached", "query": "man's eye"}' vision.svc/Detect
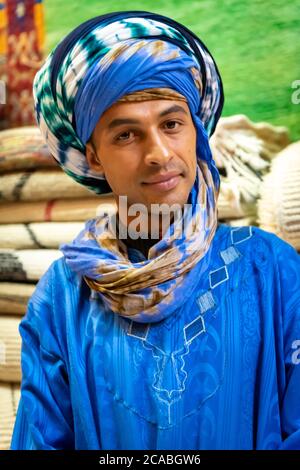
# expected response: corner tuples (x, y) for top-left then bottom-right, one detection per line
(116, 131), (133, 141)
(165, 120), (181, 130)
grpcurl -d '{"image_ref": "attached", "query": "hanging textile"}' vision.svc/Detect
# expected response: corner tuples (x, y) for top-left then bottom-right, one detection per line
(0, 0), (44, 128)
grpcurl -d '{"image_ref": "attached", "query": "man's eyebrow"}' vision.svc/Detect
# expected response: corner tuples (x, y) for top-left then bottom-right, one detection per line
(107, 104), (188, 130)
(159, 104), (188, 118)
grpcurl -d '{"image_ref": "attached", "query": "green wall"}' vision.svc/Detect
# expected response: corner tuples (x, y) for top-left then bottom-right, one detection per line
(45, 0), (300, 140)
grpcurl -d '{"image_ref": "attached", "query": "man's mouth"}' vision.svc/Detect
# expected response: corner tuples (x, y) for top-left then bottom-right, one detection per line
(142, 172), (182, 191)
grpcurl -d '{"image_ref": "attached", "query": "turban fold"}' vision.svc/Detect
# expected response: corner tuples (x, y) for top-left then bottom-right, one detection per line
(33, 10), (224, 195)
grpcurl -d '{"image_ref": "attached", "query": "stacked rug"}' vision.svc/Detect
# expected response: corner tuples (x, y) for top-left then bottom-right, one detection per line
(0, 383), (20, 450)
(0, 280), (35, 449)
(0, 125), (115, 449)
(0, 126), (57, 172)
(0, 196), (115, 224)
(0, 0), (45, 446)
(0, 126), (116, 280)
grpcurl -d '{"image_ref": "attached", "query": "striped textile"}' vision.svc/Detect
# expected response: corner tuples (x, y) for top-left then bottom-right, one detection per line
(0, 126), (56, 172)
(0, 196), (116, 224)
(0, 315), (21, 381)
(0, 222), (85, 249)
(0, 382), (20, 450)
(0, 248), (62, 281)
(0, 168), (98, 202)
(0, 282), (35, 314)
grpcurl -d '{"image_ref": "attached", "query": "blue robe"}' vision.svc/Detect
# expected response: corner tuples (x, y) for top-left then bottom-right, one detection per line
(10, 224), (300, 449)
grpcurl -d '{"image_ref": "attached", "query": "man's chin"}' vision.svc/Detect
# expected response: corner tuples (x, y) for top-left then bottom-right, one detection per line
(118, 183), (192, 214)
(145, 188), (191, 210)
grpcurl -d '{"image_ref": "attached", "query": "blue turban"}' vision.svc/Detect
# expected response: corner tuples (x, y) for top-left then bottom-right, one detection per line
(34, 11), (224, 194)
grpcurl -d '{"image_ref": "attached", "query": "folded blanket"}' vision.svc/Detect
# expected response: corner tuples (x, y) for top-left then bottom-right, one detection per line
(0, 383), (20, 450)
(0, 316), (21, 382)
(0, 249), (62, 281)
(0, 126), (56, 173)
(0, 282), (35, 315)
(0, 196), (116, 224)
(258, 141), (300, 250)
(0, 168), (96, 202)
(0, 222), (84, 249)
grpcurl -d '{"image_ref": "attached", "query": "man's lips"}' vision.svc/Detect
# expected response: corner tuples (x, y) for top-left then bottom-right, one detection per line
(142, 171), (182, 184)
(142, 172), (183, 191)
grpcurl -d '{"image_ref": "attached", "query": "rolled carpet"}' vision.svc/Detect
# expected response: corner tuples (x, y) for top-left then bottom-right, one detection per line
(0, 383), (20, 450)
(0, 315), (21, 382)
(210, 114), (290, 219)
(0, 195), (116, 224)
(0, 222), (85, 249)
(258, 141), (300, 250)
(0, 282), (35, 315)
(0, 126), (56, 173)
(0, 249), (62, 281)
(0, 168), (96, 202)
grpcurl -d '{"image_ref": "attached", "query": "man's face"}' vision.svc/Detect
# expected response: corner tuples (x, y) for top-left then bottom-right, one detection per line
(86, 98), (197, 210)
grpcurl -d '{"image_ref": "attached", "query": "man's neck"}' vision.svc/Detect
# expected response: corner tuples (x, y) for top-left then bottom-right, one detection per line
(115, 214), (221, 259)
(116, 214), (160, 259)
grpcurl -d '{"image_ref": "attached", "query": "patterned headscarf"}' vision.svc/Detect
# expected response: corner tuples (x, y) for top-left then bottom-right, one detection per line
(34, 10), (223, 194)
(34, 11), (224, 323)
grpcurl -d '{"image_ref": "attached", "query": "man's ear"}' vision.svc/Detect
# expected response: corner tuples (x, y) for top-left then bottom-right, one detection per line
(86, 141), (104, 174)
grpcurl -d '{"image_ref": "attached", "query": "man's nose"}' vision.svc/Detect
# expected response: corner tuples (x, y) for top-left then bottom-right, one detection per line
(143, 131), (173, 166)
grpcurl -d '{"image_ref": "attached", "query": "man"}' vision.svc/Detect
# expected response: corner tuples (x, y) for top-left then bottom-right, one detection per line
(11, 11), (300, 450)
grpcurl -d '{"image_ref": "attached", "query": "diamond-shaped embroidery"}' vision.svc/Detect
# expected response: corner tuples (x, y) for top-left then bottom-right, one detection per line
(231, 226), (252, 245)
(184, 315), (205, 344)
(127, 321), (149, 341)
(220, 245), (241, 265)
(209, 265), (229, 289)
(196, 291), (216, 314)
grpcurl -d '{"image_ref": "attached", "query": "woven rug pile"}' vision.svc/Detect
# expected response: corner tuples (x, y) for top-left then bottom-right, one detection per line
(0, 128), (115, 449)
(0, 0), (44, 448)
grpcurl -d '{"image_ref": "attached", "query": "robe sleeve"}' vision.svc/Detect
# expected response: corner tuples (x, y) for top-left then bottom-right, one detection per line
(10, 262), (74, 450)
(275, 239), (300, 450)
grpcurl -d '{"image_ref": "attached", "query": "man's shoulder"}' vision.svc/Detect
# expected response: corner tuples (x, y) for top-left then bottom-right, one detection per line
(22, 255), (89, 345)
(249, 225), (299, 261)
(37, 254), (79, 288)
(218, 223), (299, 263)
(27, 254), (83, 313)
